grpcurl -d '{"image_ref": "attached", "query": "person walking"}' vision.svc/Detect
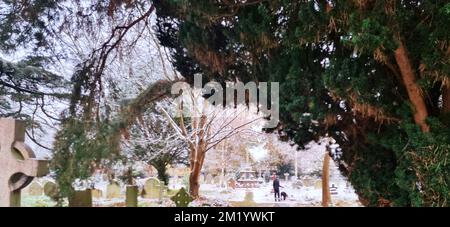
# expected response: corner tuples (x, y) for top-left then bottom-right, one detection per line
(273, 175), (283, 202)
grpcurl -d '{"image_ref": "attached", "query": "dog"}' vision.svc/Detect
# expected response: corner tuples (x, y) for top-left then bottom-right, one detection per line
(280, 192), (288, 201)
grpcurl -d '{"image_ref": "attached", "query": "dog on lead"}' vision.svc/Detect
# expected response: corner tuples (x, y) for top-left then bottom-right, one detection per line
(281, 192), (288, 201)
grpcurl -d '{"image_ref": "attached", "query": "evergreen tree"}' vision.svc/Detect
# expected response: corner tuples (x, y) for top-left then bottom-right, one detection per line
(154, 0), (450, 206)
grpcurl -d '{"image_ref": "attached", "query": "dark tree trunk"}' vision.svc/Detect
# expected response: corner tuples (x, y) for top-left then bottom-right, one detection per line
(152, 161), (169, 186)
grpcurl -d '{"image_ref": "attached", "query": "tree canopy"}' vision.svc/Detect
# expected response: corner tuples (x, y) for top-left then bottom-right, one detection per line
(153, 0), (450, 206)
(1, 0), (449, 207)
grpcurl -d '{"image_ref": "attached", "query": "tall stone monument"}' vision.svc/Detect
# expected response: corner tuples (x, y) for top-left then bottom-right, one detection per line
(0, 118), (48, 207)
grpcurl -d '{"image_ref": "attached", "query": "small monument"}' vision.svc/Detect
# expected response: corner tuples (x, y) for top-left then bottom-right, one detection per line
(171, 187), (193, 207)
(236, 166), (262, 188)
(330, 184), (338, 195)
(0, 118), (48, 207)
(107, 181), (122, 199)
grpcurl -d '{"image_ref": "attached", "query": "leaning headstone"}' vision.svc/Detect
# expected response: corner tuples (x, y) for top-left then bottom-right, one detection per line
(0, 118), (49, 207)
(171, 187), (193, 207)
(43, 182), (59, 199)
(69, 189), (93, 207)
(126, 185), (139, 207)
(143, 178), (161, 199)
(107, 181), (122, 199)
(26, 182), (44, 196)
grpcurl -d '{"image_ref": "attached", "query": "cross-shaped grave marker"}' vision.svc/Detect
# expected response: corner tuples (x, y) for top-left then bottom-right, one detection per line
(0, 118), (48, 207)
(171, 187), (194, 207)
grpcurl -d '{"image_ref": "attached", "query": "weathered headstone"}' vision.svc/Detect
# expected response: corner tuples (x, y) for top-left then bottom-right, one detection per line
(126, 185), (139, 207)
(26, 182), (44, 196)
(0, 118), (48, 207)
(143, 178), (161, 199)
(107, 181), (122, 199)
(314, 180), (322, 190)
(69, 189), (93, 207)
(171, 187), (193, 207)
(232, 191), (256, 207)
(43, 181), (59, 200)
(91, 189), (103, 199)
(243, 191), (255, 204)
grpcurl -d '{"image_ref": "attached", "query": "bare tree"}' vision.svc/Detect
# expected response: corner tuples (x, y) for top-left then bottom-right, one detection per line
(161, 89), (262, 198)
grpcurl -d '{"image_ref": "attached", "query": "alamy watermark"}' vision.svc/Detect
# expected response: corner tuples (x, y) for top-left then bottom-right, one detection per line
(171, 75), (279, 129)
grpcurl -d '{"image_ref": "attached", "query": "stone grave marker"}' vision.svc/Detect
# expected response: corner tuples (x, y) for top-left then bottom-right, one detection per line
(26, 182), (44, 196)
(91, 189), (103, 199)
(314, 180), (322, 190)
(143, 178), (161, 199)
(107, 181), (122, 199)
(0, 118), (48, 207)
(232, 191), (256, 207)
(69, 189), (93, 207)
(126, 185), (139, 207)
(43, 181), (59, 200)
(171, 187), (193, 207)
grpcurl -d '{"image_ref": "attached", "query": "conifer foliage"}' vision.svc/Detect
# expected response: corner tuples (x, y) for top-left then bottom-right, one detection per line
(153, 0), (450, 206)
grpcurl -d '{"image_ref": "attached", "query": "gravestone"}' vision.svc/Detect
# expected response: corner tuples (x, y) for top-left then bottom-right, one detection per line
(171, 187), (193, 207)
(243, 191), (255, 204)
(69, 189), (93, 207)
(143, 178), (161, 199)
(91, 189), (103, 199)
(126, 185), (138, 207)
(314, 180), (322, 190)
(0, 118), (49, 207)
(107, 181), (122, 199)
(43, 181), (59, 200)
(233, 191), (256, 207)
(26, 182), (44, 196)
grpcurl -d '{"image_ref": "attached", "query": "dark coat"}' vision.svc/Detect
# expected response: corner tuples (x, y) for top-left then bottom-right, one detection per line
(273, 179), (281, 190)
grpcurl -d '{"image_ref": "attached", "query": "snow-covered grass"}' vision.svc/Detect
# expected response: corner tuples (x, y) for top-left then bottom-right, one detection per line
(198, 179), (362, 207)
(21, 196), (58, 207)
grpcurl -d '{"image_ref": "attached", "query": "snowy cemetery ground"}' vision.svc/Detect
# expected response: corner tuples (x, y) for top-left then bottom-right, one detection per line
(20, 175), (362, 207)
(19, 140), (363, 207)
(198, 179), (362, 207)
